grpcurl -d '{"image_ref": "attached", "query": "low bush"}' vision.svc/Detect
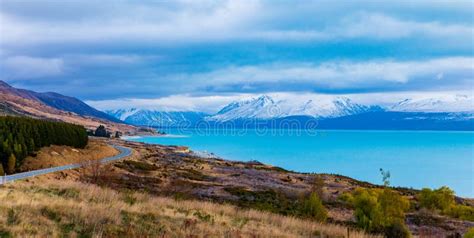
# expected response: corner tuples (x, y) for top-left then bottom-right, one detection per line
(418, 186), (473, 221)
(418, 186), (454, 211)
(446, 204), (474, 222)
(346, 188), (410, 237)
(464, 228), (474, 238)
(224, 187), (327, 221)
(383, 222), (411, 238)
(300, 192), (327, 222)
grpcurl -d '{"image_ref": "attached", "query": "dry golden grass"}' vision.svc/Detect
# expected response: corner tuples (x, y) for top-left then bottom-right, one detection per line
(0, 180), (379, 238)
(19, 139), (119, 172)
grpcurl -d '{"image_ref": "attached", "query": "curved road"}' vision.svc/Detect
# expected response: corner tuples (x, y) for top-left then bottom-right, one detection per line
(0, 144), (132, 184)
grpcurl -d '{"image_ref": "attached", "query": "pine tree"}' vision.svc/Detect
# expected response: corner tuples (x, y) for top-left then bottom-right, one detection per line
(7, 153), (16, 174)
(0, 163), (4, 176)
(0, 116), (88, 173)
(94, 125), (109, 137)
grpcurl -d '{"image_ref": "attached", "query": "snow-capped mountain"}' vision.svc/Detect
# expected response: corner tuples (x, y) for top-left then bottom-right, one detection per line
(389, 94), (473, 113)
(104, 94), (473, 130)
(106, 109), (208, 127)
(207, 95), (381, 122)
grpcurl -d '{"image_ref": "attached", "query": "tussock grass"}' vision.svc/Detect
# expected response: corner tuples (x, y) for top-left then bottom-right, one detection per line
(0, 180), (379, 238)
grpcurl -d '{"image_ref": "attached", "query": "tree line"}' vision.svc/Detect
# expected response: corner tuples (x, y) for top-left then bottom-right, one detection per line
(0, 116), (88, 175)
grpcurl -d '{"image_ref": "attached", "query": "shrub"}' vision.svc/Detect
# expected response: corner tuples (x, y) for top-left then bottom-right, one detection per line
(352, 188), (381, 231)
(384, 222), (411, 238)
(94, 125), (110, 138)
(378, 189), (410, 226)
(224, 187), (328, 221)
(351, 188), (410, 235)
(446, 204), (474, 222)
(300, 192), (327, 222)
(418, 186), (455, 211)
(312, 175), (325, 198)
(465, 228), (474, 238)
(418, 186), (474, 222)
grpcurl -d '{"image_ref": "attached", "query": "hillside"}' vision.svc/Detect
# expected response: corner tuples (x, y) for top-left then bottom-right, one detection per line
(0, 180), (376, 238)
(0, 81), (138, 134)
(14, 138), (468, 237)
(0, 81), (119, 122)
(18, 138), (118, 173)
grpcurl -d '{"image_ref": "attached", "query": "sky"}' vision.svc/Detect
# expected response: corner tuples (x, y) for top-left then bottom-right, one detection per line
(0, 0), (473, 112)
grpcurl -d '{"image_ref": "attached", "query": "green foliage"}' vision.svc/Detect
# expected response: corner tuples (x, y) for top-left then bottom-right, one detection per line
(0, 229), (12, 238)
(312, 174), (325, 198)
(418, 186), (474, 221)
(383, 222), (411, 238)
(445, 204), (474, 222)
(464, 228), (474, 238)
(0, 116), (88, 172)
(224, 187), (328, 222)
(418, 186), (455, 211)
(300, 192), (327, 222)
(94, 125), (110, 138)
(6, 209), (19, 225)
(378, 189), (410, 226)
(7, 154), (15, 174)
(352, 188), (381, 231)
(350, 188), (410, 236)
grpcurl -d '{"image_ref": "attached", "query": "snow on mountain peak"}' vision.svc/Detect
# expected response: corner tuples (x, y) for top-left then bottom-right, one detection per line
(207, 95), (375, 122)
(390, 94), (473, 113)
(104, 93), (474, 125)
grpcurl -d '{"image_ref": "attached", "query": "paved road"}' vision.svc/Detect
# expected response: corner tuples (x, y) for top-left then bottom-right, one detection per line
(0, 144), (132, 184)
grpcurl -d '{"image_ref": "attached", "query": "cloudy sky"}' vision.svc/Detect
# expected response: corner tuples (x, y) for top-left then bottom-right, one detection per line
(0, 0), (473, 112)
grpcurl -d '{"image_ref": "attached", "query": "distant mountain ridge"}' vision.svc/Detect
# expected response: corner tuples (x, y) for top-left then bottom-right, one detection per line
(0, 82), (121, 123)
(207, 95), (383, 122)
(0, 80), (137, 133)
(106, 108), (209, 127)
(389, 94), (473, 113)
(105, 94), (473, 130)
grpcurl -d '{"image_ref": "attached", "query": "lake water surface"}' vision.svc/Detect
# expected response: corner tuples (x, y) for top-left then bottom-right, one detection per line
(127, 129), (474, 197)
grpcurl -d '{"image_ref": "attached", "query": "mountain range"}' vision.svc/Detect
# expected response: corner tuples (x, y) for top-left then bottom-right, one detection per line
(105, 94), (474, 130)
(1, 80), (471, 131)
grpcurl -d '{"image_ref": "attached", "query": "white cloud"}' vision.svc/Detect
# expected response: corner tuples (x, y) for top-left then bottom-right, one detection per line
(0, 1), (262, 46)
(0, 2), (472, 46)
(340, 13), (474, 40)
(184, 57), (473, 90)
(87, 94), (250, 113)
(1, 56), (64, 79)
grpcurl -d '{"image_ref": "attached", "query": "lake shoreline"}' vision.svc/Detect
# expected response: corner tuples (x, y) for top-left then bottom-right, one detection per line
(108, 138), (474, 236)
(124, 129), (474, 198)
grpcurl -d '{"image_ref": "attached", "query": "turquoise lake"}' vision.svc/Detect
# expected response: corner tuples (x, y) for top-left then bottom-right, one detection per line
(127, 129), (474, 197)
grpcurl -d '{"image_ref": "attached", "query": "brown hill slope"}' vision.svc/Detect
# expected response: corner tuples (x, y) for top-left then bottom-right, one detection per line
(0, 81), (139, 134)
